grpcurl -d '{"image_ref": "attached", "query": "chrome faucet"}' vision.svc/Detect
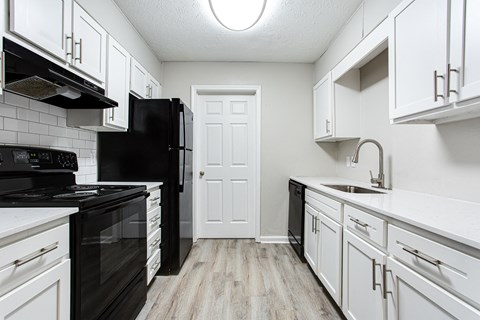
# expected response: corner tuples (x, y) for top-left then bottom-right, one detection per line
(352, 139), (385, 189)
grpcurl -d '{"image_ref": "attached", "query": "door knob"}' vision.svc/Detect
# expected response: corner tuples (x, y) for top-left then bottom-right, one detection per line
(199, 171), (205, 177)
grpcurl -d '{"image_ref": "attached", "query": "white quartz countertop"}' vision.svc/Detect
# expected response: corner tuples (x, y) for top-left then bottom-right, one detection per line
(0, 207), (78, 240)
(291, 176), (480, 250)
(94, 181), (163, 191)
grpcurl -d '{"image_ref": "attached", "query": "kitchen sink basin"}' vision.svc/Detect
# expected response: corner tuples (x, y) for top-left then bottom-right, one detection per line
(323, 184), (386, 194)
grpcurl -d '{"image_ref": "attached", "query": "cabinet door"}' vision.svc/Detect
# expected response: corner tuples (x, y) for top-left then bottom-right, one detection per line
(317, 211), (342, 305)
(386, 257), (480, 320)
(343, 230), (386, 320)
(9, 0), (72, 61)
(71, 2), (107, 82)
(389, 0), (449, 119)
(130, 58), (148, 98)
(105, 36), (130, 130)
(0, 260), (70, 320)
(148, 76), (161, 99)
(304, 204), (318, 271)
(313, 72), (333, 140)
(449, 0), (480, 103)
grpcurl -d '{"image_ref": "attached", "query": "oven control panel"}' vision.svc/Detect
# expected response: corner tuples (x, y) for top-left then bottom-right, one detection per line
(0, 146), (78, 172)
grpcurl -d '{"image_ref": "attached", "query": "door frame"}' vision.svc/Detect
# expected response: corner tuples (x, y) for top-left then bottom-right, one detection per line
(191, 85), (262, 242)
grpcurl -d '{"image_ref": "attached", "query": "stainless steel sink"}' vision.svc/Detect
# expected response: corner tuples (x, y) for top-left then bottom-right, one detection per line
(323, 184), (386, 194)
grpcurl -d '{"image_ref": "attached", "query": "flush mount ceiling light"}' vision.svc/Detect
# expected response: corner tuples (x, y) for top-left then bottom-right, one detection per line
(209, 0), (267, 31)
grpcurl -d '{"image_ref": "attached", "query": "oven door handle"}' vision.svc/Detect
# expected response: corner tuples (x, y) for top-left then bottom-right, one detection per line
(82, 192), (149, 217)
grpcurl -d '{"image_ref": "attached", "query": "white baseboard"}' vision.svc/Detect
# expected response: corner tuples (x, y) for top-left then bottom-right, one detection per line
(260, 236), (289, 244)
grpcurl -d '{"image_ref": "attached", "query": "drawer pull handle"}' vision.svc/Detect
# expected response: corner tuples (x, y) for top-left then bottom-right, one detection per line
(149, 197), (160, 202)
(350, 217), (369, 228)
(15, 243), (59, 267)
(371, 258), (382, 291)
(402, 247), (441, 266)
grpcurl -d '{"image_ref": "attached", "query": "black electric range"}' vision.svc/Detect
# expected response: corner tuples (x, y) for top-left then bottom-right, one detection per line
(0, 145), (148, 320)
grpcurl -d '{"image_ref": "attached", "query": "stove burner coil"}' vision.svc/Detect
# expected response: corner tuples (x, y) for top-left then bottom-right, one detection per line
(66, 185), (100, 191)
(53, 192), (98, 199)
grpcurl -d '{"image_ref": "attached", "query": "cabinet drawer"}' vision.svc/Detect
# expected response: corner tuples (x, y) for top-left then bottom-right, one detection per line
(344, 205), (386, 247)
(388, 225), (480, 306)
(147, 249), (161, 285)
(0, 223), (69, 296)
(305, 189), (342, 223)
(146, 206), (161, 235)
(146, 228), (161, 259)
(147, 189), (161, 211)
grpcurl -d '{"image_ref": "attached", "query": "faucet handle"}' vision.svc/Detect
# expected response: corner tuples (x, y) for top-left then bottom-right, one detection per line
(369, 170), (377, 184)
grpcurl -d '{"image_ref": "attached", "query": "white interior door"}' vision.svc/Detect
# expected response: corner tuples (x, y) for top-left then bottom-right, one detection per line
(198, 95), (257, 238)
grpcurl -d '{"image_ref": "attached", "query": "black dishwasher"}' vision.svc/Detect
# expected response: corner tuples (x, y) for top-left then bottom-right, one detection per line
(288, 180), (306, 262)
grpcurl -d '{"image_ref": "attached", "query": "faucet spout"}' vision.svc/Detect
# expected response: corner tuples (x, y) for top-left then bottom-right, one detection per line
(351, 139), (385, 189)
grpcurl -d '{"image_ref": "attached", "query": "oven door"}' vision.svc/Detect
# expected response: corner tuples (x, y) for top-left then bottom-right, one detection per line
(71, 193), (147, 320)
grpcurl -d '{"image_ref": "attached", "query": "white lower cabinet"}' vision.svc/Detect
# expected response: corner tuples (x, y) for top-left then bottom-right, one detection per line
(0, 259), (70, 320)
(386, 257), (480, 320)
(316, 211), (342, 305)
(342, 230), (386, 320)
(304, 204), (318, 271)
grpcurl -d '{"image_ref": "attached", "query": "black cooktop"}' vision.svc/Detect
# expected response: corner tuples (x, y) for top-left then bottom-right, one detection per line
(0, 184), (146, 209)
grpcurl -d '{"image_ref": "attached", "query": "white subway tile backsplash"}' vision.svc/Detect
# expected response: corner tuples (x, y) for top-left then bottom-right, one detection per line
(4, 92), (29, 109)
(39, 135), (57, 146)
(29, 122), (49, 135)
(39, 113), (57, 125)
(0, 130), (18, 144)
(1, 93), (98, 184)
(18, 132), (40, 145)
(49, 105), (67, 118)
(17, 108), (40, 122)
(0, 104), (17, 118)
(79, 149), (92, 158)
(49, 125), (67, 137)
(66, 128), (79, 139)
(4, 118), (29, 132)
(57, 117), (67, 127)
(79, 131), (90, 141)
(30, 100), (51, 113)
(72, 139), (86, 148)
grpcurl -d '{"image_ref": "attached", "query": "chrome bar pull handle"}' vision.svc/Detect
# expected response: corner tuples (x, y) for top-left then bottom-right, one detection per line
(74, 38), (83, 64)
(325, 119), (330, 133)
(372, 259), (382, 291)
(402, 247), (441, 266)
(66, 34), (73, 61)
(447, 64), (459, 98)
(109, 108), (115, 121)
(311, 214), (315, 233)
(15, 243), (59, 267)
(434, 70), (444, 102)
(350, 217), (369, 228)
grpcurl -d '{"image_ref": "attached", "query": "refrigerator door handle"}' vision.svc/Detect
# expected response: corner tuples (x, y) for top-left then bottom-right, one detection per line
(179, 149), (185, 193)
(179, 109), (186, 149)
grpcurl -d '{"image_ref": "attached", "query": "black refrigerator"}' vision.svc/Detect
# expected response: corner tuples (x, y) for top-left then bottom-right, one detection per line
(97, 97), (193, 275)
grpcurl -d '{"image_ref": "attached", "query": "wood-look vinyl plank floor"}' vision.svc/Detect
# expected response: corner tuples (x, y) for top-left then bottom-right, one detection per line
(136, 239), (343, 320)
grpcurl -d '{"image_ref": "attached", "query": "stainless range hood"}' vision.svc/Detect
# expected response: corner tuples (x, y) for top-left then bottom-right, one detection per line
(3, 38), (118, 109)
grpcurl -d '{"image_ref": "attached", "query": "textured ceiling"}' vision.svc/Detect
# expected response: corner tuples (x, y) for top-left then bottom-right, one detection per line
(113, 0), (363, 63)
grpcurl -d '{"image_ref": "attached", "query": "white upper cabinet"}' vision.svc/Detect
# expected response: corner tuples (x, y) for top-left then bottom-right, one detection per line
(105, 35), (130, 130)
(9, 0), (72, 61)
(130, 57), (148, 99)
(313, 72), (333, 141)
(71, 2), (107, 83)
(130, 57), (161, 99)
(389, 0), (480, 124)
(389, 0), (449, 120)
(148, 75), (161, 99)
(449, 0), (480, 104)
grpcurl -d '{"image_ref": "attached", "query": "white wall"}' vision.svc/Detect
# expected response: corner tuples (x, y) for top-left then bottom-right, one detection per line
(162, 62), (337, 237)
(0, 93), (98, 183)
(335, 50), (480, 203)
(76, 0), (163, 83)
